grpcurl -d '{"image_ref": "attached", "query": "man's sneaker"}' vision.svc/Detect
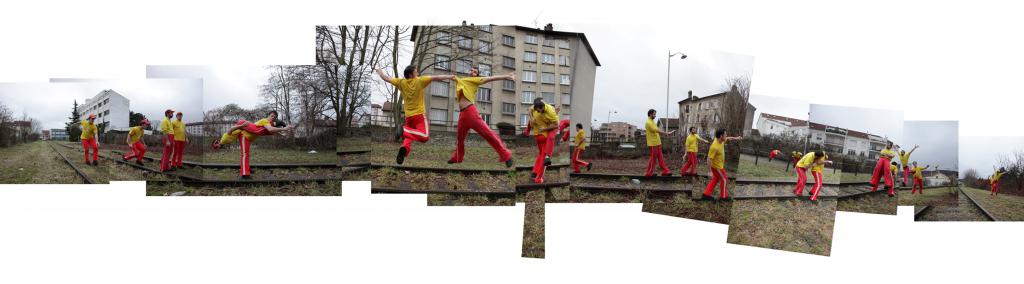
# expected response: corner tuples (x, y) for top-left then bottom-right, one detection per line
(544, 156), (551, 166)
(661, 172), (672, 177)
(396, 147), (407, 165)
(135, 161), (144, 166)
(505, 158), (514, 168)
(241, 175), (252, 180)
(92, 160), (98, 166)
(586, 163), (593, 171)
(533, 177), (544, 184)
(447, 159), (458, 165)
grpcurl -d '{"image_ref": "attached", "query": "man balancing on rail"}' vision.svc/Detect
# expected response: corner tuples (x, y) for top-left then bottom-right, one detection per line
(210, 111), (293, 179)
(571, 123), (592, 173)
(897, 144), (920, 187)
(680, 126), (708, 176)
(909, 162), (930, 194)
(376, 66), (456, 165)
(793, 151), (832, 201)
(644, 109), (674, 177)
(990, 167), (1005, 196)
(528, 97), (560, 184)
(122, 119), (150, 166)
(447, 67), (515, 168)
(158, 109), (176, 172)
(80, 113), (100, 166)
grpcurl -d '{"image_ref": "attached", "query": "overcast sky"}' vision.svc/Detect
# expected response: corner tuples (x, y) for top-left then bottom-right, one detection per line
(146, 65), (271, 110)
(0, 79), (202, 130)
(901, 121), (958, 171)
(959, 136), (1024, 178)
(809, 104), (904, 144)
(749, 94), (808, 130)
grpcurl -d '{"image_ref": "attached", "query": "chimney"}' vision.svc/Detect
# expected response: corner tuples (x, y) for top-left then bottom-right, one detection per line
(544, 23), (554, 31)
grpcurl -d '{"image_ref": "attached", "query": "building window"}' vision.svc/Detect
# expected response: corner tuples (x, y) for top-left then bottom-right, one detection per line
(478, 63), (492, 76)
(455, 59), (472, 74)
(559, 55), (570, 66)
(502, 56), (515, 69)
(502, 35), (515, 46)
(502, 103), (516, 114)
(478, 87), (492, 102)
(481, 114), (491, 125)
(430, 81), (449, 97)
(502, 80), (515, 91)
(479, 25), (491, 32)
(561, 93), (571, 105)
(525, 34), (538, 44)
(541, 53), (555, 64)
(543, 39), (555, 47)
(542, 92), (555, 103)
(434, 55), (450, 70)
(541, 72), (555, 84)
(521, 91), (536, 104)
(520, 114), (530, 127)
(437, 31), (451, 45)
(559, 40), (570, 49)
(456, 35), (472, 49)
(453, 109), (460, 126)
(560, 74), (571, 85)
(522, 71), (536, 82)
(478, 40), (492, 53)
(429, 108), (448, 124)
(524, 51), (537, 62)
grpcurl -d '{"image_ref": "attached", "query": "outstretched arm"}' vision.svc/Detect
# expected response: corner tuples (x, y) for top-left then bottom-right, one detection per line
(480, 72), (514, 84)
(724, 136), (743, 142)
(908, 145), (919, 155)
(431, 74), (456, 81)
(376, 68), (394, 83)
(263, 124), (293, 134)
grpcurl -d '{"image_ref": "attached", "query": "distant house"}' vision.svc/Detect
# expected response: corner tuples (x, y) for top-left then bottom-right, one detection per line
(596, 121), (636, 143)
(677, 87), (755, 138)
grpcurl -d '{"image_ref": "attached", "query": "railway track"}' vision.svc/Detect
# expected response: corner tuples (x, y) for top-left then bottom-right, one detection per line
(958, 187), (998, 221)
(47, 142), (95, 184)
(109, 150), (345, 169)
(730, 178), (840, 200)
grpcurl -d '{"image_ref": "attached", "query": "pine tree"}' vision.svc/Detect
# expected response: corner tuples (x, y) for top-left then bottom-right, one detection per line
(66, 100), (82, 142)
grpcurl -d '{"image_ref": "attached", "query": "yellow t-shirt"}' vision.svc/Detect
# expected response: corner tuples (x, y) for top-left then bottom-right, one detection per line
(529, 104), (558, 136)
(644, 118), (660, 147)
(127, 126), (144, 144)
(812, 154), (828, 173)
(992, 171), (1003, 182)
(574, 129), (586, 151)
(792, 151), (802, 159)
(685, 134), (699, 153)
(454, 77), (485, 103)
(879, 148), (896, 159)
(796, 152), (818, 168)
(899, 152), (911, 165)
(708, 138), (725, 170)
(388, 76), (433, 117)
(159, 118), (174, 136)
(80, 120), (98, 140)
(912, 166), (925, 179)
(172, 119), (187, 141)
(220, 118), (271, 144)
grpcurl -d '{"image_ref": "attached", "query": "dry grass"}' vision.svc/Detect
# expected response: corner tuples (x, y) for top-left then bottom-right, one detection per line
(0, 142), (82, 184)
(727, 199), (836, 256)
(898, 187), (958, 207)
(642, 191), (732, 224)
(838, 192), (897, 215)
(521, 188), (546, 259)
(738, 154), (840, 182)
(962, 187), (1024, 221)
(915, 190), (991, 222)
(146, 180), (342, 196)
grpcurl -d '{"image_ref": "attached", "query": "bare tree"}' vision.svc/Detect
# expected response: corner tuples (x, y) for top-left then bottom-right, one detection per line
(316, 25), (401, 136)
(718, 75), (751, 171)
(998, 150), (1024, 193)
(0, 101), (13, 147)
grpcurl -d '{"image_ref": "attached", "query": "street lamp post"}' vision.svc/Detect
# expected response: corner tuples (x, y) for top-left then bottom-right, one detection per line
(665, 50), (687, 132)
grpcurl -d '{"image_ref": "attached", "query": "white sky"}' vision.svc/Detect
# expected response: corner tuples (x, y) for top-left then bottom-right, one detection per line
(0, 1), (1020, 146)
(959, 136), (1024, 178)
(0, 79), (203, 130)
(146, 66), (271, 110)
(809, 104), (904, 143)
(901, 121), (959, 171)
(749, 94), (809, 130)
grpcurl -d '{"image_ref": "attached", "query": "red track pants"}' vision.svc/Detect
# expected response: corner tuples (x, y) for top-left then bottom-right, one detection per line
(571, 147), (589, 173)
(645, 145), (669, 176)
(991, 181), (999, 195)
(123, 141), (146, 162)
(680, 151), (698, 175)
(81, 138), (98, 163)
(559, 119), (570, 142)
(160, 134), (174, 171)
(240, 135), (251, 176)
(795, 167), (824, 200)
(173, 140), (186, 167)
(532, 134), (549, 182)
(703, 167), (729, 198)
(912, 177), (924, 194)
(450, 105), (511, 163)
(870, 157), (894, 195)
(401, 114), (430, 156)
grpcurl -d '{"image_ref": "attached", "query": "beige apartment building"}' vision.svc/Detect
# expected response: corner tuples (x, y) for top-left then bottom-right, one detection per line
(409, 24), (600, 134)
(595, 121), (637, 143)
(677, 89), (755, 138)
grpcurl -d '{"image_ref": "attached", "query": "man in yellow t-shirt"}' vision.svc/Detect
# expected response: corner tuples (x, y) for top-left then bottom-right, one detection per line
(171, 112), (188, 169)
(910, 162), (930, 194)
(897, 144), (919, 186)
(991, 167), (1005, 195)
(791, 151), (803, 169)
(571, 123), (591, 173)
(680, 126), (708, 176)
(794, 151), (832, 201)
(701, 128), (742, 200)
(376, 66), (456, 165)
(80, 113), (100, 165)
(870, 140), (898, 197)
(643, 109), (675, 177)
(158, 109), (176, 172)
(528, 98), (559, 184)
(210, 111), (292, 178)
(122, 119), (150, 165)
(447, 68), (515, 168)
